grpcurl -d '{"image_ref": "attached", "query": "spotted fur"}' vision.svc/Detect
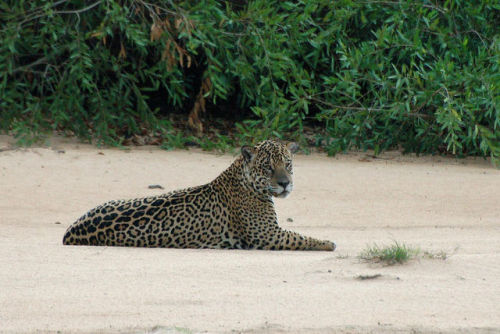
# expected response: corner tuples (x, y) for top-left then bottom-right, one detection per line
(62, 140), (336, 251)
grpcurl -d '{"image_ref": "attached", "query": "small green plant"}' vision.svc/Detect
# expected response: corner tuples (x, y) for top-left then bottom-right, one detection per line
(160, 131), (196, 151)
(148, 326), (192, 334)
(172, 327), (192, 334)
(198, 134), (235, 153)
(359, 242), (419, 265)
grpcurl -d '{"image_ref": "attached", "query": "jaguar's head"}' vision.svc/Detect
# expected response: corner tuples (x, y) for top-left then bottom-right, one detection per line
(241, 140), (298, 198)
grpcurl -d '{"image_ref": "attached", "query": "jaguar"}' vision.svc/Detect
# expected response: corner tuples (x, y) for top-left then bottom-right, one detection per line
(62, 140), (336, 251)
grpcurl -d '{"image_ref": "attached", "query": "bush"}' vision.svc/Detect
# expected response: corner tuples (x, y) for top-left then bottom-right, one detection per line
(1, 0), (498, 161)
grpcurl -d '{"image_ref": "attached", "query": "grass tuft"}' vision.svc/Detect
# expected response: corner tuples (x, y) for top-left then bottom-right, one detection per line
(359, 241), (419, 265)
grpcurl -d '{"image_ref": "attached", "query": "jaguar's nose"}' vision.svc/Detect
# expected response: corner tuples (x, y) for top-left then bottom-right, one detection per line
(278, 180), (289, 189)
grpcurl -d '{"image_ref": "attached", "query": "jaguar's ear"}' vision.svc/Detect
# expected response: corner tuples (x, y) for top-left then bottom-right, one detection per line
(286, 142), (299, 154)
(241, 145), (255, 163)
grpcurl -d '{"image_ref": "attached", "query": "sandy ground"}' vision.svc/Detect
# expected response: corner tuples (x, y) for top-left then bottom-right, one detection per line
(0, 135), (499, 334)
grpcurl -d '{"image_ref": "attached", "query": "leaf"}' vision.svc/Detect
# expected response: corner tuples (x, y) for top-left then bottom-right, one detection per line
(150, 22), (163, 42)
(118, 42), (126, 59)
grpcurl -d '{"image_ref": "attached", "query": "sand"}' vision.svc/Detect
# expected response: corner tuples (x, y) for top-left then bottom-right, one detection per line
(0, 135), (499, 334)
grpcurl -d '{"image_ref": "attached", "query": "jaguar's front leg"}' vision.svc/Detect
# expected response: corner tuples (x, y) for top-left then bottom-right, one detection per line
(248, 226), (336, 251)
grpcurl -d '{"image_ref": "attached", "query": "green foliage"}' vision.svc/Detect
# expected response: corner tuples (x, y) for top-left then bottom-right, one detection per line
(360, 242), (419, 265)
(198, 134), (235, 153)
(1, 0), (498, 160)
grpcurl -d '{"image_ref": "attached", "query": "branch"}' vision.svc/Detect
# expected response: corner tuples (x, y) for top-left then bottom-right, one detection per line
(53, 0), (102, 15)
(135, 0), (179, 17)
(16, 0), (102, 28)
(307, 96), (389, 112)
(307, 96), (433, 119)
(14, 0), (69, 21)
(357, 1), (447, 14)
(10, 57), (49, 74)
